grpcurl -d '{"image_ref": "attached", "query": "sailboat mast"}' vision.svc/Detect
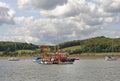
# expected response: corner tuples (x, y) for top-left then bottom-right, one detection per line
(14, 39), (17, 52)
(112, 39), (114, 55)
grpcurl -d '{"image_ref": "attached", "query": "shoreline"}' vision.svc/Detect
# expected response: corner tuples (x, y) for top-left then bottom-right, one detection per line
(69, 54), (120, 59)
(0, 56), (35, 60)
(0, 54), (120, 60)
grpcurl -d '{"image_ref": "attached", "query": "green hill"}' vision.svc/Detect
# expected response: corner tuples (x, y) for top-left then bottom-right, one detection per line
(59, 36), (120, 54)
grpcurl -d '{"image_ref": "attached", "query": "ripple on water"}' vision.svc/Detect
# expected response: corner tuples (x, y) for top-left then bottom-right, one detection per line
(0, 59), (120, 81)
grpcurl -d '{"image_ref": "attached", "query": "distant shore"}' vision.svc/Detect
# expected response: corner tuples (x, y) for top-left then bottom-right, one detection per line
(0, 56), (35, 60)
(0, 53), (120, 60)
(70, 55), (120, 59)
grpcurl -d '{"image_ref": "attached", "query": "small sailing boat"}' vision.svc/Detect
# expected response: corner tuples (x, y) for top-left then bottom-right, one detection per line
(8, 41), (19, 61)
(105, 39), (117, 61)
(8, 57), (19, 61)
(105, 55), (117, 61)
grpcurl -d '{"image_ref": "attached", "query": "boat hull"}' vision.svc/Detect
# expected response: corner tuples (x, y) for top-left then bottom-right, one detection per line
(40, 61), (74, 65)
(105, 56), (117, 61)
(8, 57), (19, 61)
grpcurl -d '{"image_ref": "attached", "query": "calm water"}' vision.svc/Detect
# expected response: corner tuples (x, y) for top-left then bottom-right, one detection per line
(0, 59), (120, 81)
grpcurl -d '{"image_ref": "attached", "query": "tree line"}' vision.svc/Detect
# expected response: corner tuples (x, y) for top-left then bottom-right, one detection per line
(0, 41), (38, 56)
(0, 36), (120, 56)
(0, 41), (38, 51)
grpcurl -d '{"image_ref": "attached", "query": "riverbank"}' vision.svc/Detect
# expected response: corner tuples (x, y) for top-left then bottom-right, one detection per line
(0, 55), (119, 60)
(69, 53), (120, 59)
(0, 53), (120, 60)
(0, 56), (34, 60)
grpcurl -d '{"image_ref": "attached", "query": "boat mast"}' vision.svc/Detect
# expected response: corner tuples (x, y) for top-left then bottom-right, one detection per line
(112, 39), (114, 55)
(13, 39), (17, 57)
(54, 45), (59, 53)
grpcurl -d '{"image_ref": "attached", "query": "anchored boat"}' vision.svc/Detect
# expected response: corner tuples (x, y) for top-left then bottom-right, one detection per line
(38, 52), (75, 64)
(8, 57), (19, 61)
(36, 45), (79, 64)
(33, 57), (42, 62)
(105, 39), (117, 61)
(105, 55), (117, 61)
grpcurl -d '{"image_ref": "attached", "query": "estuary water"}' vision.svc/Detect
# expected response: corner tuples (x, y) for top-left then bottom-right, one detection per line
(0, 59), (120, 81)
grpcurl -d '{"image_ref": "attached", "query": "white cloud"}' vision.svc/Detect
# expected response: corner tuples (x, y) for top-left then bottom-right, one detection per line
(40, 0), (119, 25)
(0, 2), (15, 25)
(5, 0), (120, 45)
(10, 16), (100, 45)
(17, 0), (31, 9)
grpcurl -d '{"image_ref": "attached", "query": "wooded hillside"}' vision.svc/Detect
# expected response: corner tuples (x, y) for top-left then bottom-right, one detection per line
(59, 36), (120, 54)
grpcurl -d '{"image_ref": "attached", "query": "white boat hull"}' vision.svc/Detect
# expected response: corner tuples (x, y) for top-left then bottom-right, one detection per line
(105, 56), (117, 61)
(8, 57), (19, 61)
(40, 61), (74, 65)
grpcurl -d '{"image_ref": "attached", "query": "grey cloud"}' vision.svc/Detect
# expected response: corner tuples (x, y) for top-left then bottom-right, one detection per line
(40, 0), (89, 18)
(104, 4), (120, 13)
(18, 0), (68, 10)
(96, 0), (120, 13)
(33, 0), (68, 10)
(0, 4), (15, 25)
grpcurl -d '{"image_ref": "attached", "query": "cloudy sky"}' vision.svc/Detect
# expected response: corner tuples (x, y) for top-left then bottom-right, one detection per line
(0, 0), (120, 45)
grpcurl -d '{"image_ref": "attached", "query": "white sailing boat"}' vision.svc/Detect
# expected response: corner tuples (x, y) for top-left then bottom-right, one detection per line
(105, 55), (117, 61)
(8, 41), (19, 61)
(105, 39), (117, 61)
(8, 57), (19, 61)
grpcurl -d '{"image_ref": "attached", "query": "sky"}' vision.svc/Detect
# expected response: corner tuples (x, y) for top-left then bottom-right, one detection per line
(0, 0), (120, 45)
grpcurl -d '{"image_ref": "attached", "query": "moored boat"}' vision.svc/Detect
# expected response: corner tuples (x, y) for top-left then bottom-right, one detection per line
(105, 39), (117, 61)
(8, 57), (19, 61)
(37, 45), (78, 64)
(33, 57), (42, 62)
(105, 56), (117, 61)
(40, 52), (75, 64)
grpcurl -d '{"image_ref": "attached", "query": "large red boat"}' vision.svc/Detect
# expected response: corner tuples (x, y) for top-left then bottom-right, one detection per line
(40, 52), (75, 64)
(37, 45), (78, 64)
